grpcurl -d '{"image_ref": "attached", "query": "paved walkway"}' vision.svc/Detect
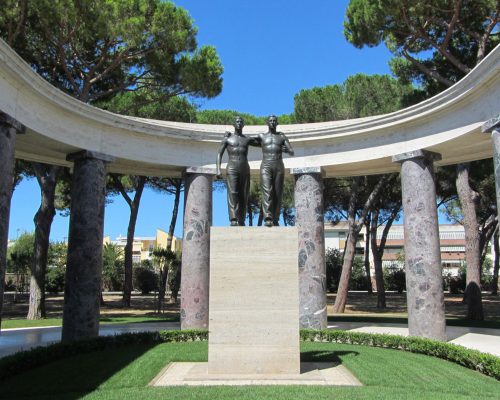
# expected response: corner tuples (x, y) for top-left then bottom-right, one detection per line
(1, 321), (499, 359)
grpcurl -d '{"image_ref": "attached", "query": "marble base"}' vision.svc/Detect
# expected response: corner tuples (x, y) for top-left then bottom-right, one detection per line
(208, 227), (299, 375)
(150, 362), (362, 386)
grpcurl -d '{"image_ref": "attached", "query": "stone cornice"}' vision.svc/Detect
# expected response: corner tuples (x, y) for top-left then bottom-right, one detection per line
(0, 38), (498, 177)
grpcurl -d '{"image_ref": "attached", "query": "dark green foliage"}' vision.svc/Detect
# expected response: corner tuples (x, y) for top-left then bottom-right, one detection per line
(326, 251), (369, 291)
(133, 266), (158, 294)
(300, 329), (500, 380)
(383, 267), (406, 293)
(45, 266), (65, 294)
(195, 109), (266, 125)
(1, 329), (499, 384)
(344, 0), (499, 95)
(102, 243), (124, 291)
(294, 74), (414, 123)
(6, 232), (34, 274)
(0, 330), (207, 381)
(350, 257), (368, 290)
(326, 248), (343, 292)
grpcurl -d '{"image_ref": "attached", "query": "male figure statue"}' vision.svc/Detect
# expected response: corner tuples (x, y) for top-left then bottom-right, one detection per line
(216, 116), (258, 226)
(256, 115), (294, 227)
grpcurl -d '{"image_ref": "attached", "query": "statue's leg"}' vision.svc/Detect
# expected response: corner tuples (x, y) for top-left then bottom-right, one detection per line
(260, 162), (273, 226)
(238, 164), (250, 226)
(226, 167), (239, 226)
(272, 162), (285, 225)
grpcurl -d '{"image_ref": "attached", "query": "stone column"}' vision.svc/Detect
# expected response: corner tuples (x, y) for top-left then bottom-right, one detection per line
(61, 150), (113, 343)
(0, 113), (24, 330)
(482, 115), (500, 220)
(291, 167), (327, 329)
(180, 167), (214, 330)
(393, 150), (446, 341)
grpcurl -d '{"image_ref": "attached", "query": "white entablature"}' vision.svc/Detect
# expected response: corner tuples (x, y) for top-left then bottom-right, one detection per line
(0, 38), (498, 178)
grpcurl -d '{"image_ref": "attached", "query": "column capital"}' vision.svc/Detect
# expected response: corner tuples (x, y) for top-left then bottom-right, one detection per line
(392, 149), (441, 163)
(481, 115), (500, 134)
(0, 112), (25, 133)
(290, 166), (324, 176)
(185, 166), (216, 175)
(66, 150), (114, 163)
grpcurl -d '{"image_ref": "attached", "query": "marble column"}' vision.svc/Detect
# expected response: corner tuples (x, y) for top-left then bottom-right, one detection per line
(482, 115), (500, 221)
(0, 113), (24, 330)
(291, 167), (327, 329)
(180, 167), (214, 330)
(61, 150), (113, 343)
(393, 150), (446, 341)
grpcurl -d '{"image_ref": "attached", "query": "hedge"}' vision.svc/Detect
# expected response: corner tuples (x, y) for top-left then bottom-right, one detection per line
(0, 329), (498, 381)
(300, 329), (500, 380)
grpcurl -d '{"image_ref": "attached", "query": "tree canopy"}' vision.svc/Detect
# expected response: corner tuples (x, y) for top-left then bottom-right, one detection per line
(344, 0), (499, 94)
(0, 0), (224, 103)
(294, 73), (415, 123)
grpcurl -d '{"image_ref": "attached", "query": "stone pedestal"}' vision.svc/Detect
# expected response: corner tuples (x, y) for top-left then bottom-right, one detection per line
(208, 227), (300, 375)
(393, 150), (446, 341)
(291, 167), (327, 329)
(0, 113), (23, 329)
(180, 167), (214, 330)
(62, 150), (113, 343)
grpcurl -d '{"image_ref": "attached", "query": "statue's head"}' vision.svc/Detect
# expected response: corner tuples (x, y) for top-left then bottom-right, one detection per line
(234, 115), (244, 130)
(267, 115), (278, 129)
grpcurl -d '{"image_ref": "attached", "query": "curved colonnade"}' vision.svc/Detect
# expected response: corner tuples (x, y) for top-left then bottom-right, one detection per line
(0, 37), (499, 342)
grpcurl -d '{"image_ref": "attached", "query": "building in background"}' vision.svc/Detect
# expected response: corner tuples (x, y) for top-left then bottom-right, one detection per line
(104, 228), (182, 264)
(324, 222), (481, 277)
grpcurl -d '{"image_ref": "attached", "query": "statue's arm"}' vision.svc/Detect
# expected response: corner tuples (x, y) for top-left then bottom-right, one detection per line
(281, 133), (294, 156)
(216, 137), (228, 178)
(249, 135), (262, 147)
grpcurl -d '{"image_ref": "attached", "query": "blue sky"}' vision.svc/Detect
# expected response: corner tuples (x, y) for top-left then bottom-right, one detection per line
(9, 0), (397, 242)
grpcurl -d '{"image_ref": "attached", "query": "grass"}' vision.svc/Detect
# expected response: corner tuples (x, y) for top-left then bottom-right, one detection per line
(328, 314), (500, 329)
(1, 315), (179, 329)
(0, 342), (498, 400)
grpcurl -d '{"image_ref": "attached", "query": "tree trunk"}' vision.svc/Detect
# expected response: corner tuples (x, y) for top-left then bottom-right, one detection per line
(333, 226), (359, 313)
(121, 176), (146, 308)
(456, 163), (484, 320)
(364, 218), (372, 294)
(27, 163), (58, 319)
(492, 228), (499, 296)
(167, 179), (181, 251)
(370, 210), (386, 308)
(332, 175), (388, 313)
(157, 266), (168, 313)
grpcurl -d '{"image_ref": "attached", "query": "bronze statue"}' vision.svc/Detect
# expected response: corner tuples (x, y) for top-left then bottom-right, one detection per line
(256, 115), (294, 227)
(216, 116), (259, 226)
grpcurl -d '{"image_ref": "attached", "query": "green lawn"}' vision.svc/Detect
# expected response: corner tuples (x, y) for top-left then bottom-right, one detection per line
(328, 314), (500, 329)
(0, 342), (498, 400)
(1, 315), (179, 329)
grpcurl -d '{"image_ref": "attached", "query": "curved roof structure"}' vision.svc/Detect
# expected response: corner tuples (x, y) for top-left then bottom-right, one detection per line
(0, 38), (498, 178)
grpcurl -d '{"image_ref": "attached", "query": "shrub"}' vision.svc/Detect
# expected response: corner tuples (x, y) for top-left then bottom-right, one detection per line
(133, 266), (158, 294)
(300, 329), (500, 380)
(0, 329), (498, 382)
(45, 267), (65, 294)
(325, 248), (342, 292)
(384, 267), (406, 292)
(349, 257), (368, 290)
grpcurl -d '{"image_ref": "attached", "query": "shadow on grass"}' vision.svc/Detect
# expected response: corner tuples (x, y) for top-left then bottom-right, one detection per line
(327, 314), (500, 329)
(0, 343), (157, 400)
(301, 350), (359, 363)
